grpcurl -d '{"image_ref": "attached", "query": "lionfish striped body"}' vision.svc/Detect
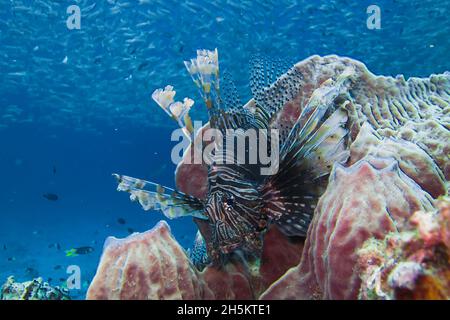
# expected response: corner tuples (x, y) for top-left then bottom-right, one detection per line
(114, 49), (352, 265)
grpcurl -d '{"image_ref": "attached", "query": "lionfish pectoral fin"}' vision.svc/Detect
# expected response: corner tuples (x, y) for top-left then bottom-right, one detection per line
(113, 174), (207, 220)
(261, 70), (353, 237)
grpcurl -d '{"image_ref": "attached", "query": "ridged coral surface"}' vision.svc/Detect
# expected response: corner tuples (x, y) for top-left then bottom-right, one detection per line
(349, 122), (447, 198)
(260, 157), (435, 300)
(86, 221), (302, 300)
(86, 221), (203, 300)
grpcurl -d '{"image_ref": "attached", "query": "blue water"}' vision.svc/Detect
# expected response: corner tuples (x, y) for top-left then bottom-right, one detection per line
(0, 0), (449, 299)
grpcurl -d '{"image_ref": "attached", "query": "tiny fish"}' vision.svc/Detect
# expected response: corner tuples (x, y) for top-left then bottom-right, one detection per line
(117, 218), (126, 225)
(65, 246), (94, 257)
(127, 227), (135, 234)
(43, 193), (59, 201)
(54, 265), (62, 270)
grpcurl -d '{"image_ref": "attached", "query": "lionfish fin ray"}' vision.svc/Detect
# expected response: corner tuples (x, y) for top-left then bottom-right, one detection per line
(250, 54), (303, 129)
(113, 174), (207, 220)
(261, 178), (325, 236)
(261, 69), (354, 236)
(184, 48), (220, 111)
(151, 85), (195, 140)
(211, 72), (254, 132)
(279, 68), (354, 164)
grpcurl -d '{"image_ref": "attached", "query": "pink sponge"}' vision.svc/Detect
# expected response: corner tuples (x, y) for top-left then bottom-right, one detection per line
(260, 156), (435, 299)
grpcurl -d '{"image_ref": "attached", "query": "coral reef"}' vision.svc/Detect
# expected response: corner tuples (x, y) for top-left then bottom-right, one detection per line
(259, 156), (435, 300)
(357, 197), (450, 300)
(90, 156), (444, 300)
(97, 54), (449, 300)
(349, 122), (447, 198)
(174, 54), (450, 207)
(1, 276), (70, 300)
(87, 221), (302, 300)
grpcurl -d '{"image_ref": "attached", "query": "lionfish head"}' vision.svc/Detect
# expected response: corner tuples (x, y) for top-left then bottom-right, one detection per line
(204, 186), (268, 263)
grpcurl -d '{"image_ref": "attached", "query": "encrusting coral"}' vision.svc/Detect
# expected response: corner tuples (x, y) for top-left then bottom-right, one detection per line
(357, 197), (450, 300)
(1, 276), (70, 300)
(88, 53), (449, 300)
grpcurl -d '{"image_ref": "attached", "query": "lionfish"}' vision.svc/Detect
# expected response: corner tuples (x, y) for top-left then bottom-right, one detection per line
(114, 49), (353, 266)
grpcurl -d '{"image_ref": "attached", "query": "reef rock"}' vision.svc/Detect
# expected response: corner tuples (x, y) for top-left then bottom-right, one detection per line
(87, 221), (302, 300)
(357, 197), (450, 300)
(1, 276), (70, 300)
(260, 156), (435, 300)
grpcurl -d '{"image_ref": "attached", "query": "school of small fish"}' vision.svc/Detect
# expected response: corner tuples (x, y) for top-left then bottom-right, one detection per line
(0, 0), (448, 134)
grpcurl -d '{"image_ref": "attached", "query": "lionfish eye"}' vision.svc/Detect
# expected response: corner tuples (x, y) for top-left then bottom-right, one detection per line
(225, 196), (234, 206)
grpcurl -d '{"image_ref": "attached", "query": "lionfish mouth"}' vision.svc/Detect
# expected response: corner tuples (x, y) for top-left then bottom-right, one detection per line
(219, 231), (263, 255)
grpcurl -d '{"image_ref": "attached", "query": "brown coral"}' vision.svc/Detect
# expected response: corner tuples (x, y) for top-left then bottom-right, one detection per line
(260, 156), (435, 300)
(86, 221), (303, 300)
(357, 198), (450, 300)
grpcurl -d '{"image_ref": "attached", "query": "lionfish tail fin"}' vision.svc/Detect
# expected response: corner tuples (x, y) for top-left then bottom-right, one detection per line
(151, 85), (195, 140)
(261, 68), (354, 237)
(113, 174), (207, 220)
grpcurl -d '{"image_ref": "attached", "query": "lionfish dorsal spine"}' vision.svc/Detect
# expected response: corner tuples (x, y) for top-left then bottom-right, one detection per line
(151, 85), (196, 141)
(250, 54), (304, 130)
(184, 48), (220, 110)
